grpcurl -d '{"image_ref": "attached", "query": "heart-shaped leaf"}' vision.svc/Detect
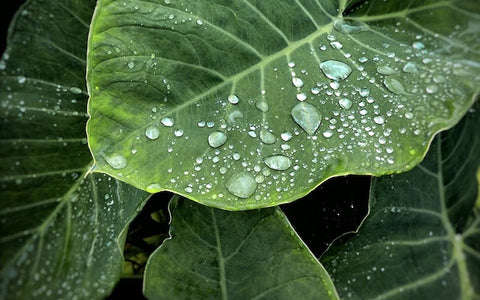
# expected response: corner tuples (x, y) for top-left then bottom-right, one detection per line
(144, 196), (338, 299)
(0, 1), (149, 299)
(322, 103), (480, 299)
(87, 0), (479, 209)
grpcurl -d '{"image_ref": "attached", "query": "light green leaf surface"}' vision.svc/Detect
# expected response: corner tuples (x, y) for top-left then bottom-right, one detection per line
(321, 102), (480, 299)
(0, 1), (149, 299)
(87, 0), (479, 209)
(143, 196), (338, 300)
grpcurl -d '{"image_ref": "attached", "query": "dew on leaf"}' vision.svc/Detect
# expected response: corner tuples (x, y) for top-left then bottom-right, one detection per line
(323, 130), (333, 138)
(264, 155), (292, 171)
(281, 131), (293, 141)
(174, 129), (184, 137)
(383, 77), (408, 95)
(255, 100), (269, 112)
(377, 65), (397, 75)
(291, 102), (321, 135)
(292, 77), (304, 88)
(105, 154), (127, 170)
(208, 131), (227, 148)
(225, 172), (257, 198)
(70, 87), (83, 94)
(402, 62), (418, 73)
(145, 125), (160, 140)
(296, 92), (307, 101)
(128, 61), (135, 69)
(374, 116), (385, 125)
(161, 117), (174, 127)
(259, 129), (276, 144)
(412, 41), (425, 50)
(228, 94), (239, 104)
(426, 84), (439, 94)
(333, 18), (369, 34)
(146, 183), (162, 193)
(226, 110), (244, 124)
(330, 41), (343, 49)
(17, 76), (26, 84)
(319, 60), (352, 81)
(339, 98), (353, 110)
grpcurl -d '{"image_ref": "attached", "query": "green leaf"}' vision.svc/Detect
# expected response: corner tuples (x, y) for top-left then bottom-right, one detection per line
(0, 0), (149, 299)
(144, 196), (338, 300)
(321, 103), (480, 299)
(87, 0), (479, 209)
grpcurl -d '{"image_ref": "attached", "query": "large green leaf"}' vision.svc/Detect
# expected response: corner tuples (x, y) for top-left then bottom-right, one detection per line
(143, 196), (338, 299)
(0, 0), (149, 299)
(87, 0), (479, 209)
(321, 102), (480, 299)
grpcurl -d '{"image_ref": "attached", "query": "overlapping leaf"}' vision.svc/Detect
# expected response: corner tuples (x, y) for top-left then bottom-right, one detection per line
(0, 1), (149, 299)
(322, 103), (480, 299)
(144, 196), (338, 300)
(87, 0), (479, 209)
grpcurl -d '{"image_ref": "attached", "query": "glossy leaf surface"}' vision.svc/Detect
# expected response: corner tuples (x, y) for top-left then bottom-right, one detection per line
(0, 1), (149, 299)
(87, 0), (479, 209)
(144, 196), (338, 299)
(322, 103), (480, 299)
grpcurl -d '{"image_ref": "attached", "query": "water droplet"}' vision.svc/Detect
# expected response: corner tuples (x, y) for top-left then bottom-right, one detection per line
(17, 76), (26, 84)
(412, 41), (425, 50)
(358, 57), (368, 63)
(338, 98), (353, 110)
(232, 153), (241, 160)
(279, 132), (292, 142)
(145, 125), (160, 140)
(330, 41), (343, 49)
(292, 77), (304, 88)
(288, 61), (296, 68)
(373, 116), (385, 125)
(383, 77), (408, 95)
(225, 172), (257, 198)
(296, 92), (307, 101)
(330, 82), (340, 90)
(377, 65), (397, 75)
(70, 87), (83, 94)
(319, 60), (352, 81)
(228, 94), (239, 104)
(146, 183), (162, 193)
(173, 129), (183, 137)
(128, 61), (135, 69)
(259, 129), (276, 144)
(433, 75), (446, 83)
(426, 84), (438, 94)
(196, 19), (203, 25)
(333, 18), (369, 34)
(291, 103), (321, 136)
(323, 130), (333, 138)
(402, 62), (418, 73)
(264, 155), (292, 171)
(311, 87), (320, 94)
(226, 110), (244, 124)
(208, 131), (227, 148)
(255, 100), (269, 112)
(105, 154), (127, 170)
(359, 88), (370, 97)
(161, 117), (174, 127)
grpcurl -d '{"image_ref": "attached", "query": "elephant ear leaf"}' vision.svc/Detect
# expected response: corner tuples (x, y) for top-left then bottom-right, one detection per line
(322, 103), (480, 299)
(0, 0), (149, 299)
(87, 0), (480, 209)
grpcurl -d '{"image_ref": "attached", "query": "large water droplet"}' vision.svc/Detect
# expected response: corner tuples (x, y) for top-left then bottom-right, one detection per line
(208, 131), (227, 148)
(291, 103), (321, 135)
(319, 60), (352, 81)
(225, 172), (257, 198)
(145, 125), (160, 140)
(105, 154), (127, 170)
(338, 98), (353, 110)
(377, 65), (397, 75)
(146, 183), (162, 193)
(255, 100), (269, 112)
(259, 129), (276, 144)
(383, 77), (408, 95)
(333, 19), (369, 34)
(264, 155), (292, 171)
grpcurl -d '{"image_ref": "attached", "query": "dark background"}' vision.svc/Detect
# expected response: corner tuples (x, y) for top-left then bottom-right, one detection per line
(1, 1), (370, 298)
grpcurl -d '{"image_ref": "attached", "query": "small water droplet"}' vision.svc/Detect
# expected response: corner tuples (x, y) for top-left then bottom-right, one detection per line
(330, 41), (343, 49)
(145, 125), (160, 140)
(426, 84), (438, 94)
(288, 61), (296, 68)
(412, 41), (425, 50)
(338, 98), (353, 110)
(259, 129), (276, 144)
(323, 130), (333, 138)
(208, 131), (227, 148)
(174, 129), (184, 137)
(333, 18), (369, 34)
(228, 94), (239, 104)
(70, 87), (83, 94)
(232, 153), (241, 160)
(374, 116), (385, 125)
(264, 155), (292, 171)
(146, 183), (162, 193)
(105, 154), (127, 170)
(196, 19), (203, 25)
(319, 60), (352, 81)
(226, 110), (244, 124)
(377, 65), (397, 75)
(291, 102), (321, 136)
(402, 62), (418, 73)
(292, 77), (304, 88)
(329, 82), (340, 90)
(281, 131), (293, 141)
(128, 61), (135, 69)
(255, 100), (269, 112)
(17, 76), (26, 84)
(383, 77), (408, 95)
(161, 117), (174, 127)
(296, 92), (307, 101)
(225, 172), (257, 198)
